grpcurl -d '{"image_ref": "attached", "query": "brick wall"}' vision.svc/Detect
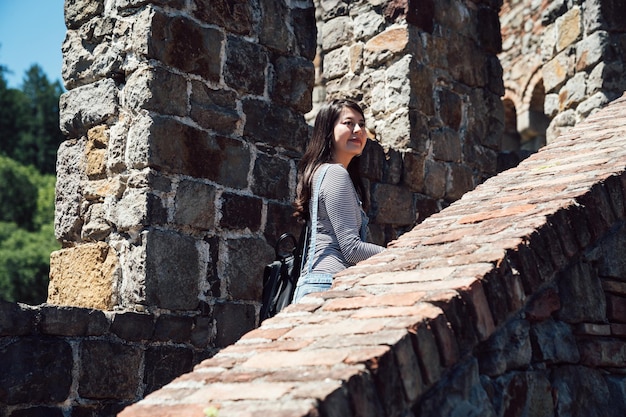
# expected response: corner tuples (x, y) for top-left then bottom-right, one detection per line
(118, 95), (626, 417)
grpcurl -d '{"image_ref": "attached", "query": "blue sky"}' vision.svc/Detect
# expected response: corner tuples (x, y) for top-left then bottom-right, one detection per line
(0, 0), (66, 89)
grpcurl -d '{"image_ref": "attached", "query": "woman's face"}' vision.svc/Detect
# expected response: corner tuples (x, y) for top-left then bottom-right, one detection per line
(331, 106), (367, 167)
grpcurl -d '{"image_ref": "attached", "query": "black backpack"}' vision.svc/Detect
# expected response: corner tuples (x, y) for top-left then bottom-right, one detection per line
(260, 225), (308, 322)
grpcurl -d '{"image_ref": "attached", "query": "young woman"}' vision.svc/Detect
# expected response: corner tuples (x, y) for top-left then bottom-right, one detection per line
(292, 99), (385, 303)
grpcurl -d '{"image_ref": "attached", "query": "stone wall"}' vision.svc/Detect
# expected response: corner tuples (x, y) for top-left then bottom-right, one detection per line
(52, 0), (315, 328)
(0, 302), (216, 416)
(312, 0), (505, 242)
(117, 93), (626, 417)
(500, 0), (626, 148)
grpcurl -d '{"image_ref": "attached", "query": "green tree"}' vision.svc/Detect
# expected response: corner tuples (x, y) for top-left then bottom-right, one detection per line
(14, 65), (65, 174)
(0, 66), (26, 156)
(0, 155), (38, 230)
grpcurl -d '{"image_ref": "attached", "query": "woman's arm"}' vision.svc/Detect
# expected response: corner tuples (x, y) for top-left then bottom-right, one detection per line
(321, 164), (384, 265)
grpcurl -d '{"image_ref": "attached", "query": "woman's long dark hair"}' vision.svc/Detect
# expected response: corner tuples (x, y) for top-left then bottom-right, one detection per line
(293, 99), (368, 222)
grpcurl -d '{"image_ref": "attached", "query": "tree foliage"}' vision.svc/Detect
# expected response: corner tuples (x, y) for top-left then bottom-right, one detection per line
(0, 64), (63, 304)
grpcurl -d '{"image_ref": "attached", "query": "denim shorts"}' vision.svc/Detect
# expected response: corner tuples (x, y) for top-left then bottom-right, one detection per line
(293, 272), (333, 303)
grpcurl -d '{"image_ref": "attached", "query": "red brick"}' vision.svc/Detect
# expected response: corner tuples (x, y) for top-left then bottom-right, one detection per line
(118, 404), (208, 417)
(240, 348), (350, 369)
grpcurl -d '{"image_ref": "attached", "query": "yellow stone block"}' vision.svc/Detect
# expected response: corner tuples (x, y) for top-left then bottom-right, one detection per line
(556, 7), (581, 52)
(48, 242), (120, 310)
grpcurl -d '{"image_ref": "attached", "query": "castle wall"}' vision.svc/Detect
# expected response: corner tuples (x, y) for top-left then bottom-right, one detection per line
(117, 92), (626, 417)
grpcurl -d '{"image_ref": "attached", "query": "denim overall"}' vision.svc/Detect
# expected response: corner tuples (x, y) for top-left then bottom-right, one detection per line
(293, 164), (369, 303)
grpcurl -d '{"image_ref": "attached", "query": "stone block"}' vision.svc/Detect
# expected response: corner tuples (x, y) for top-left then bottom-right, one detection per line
(111, 311), (154, 341)
(48, 242), (120, 310)
(476, 7), (502, 54)
(40, 305), (109, 336)
(82, 203), (112, 241)
(530, 319), (580, 364)
(606, 294), (626, 323)
(65, 0), (104, 29)
(346, 370), (385, 417)
(145, 11), (222, 82)
(583, 0), (626, 34)
(542, 50), (574, 93)
(124, 66), (187, 116)
(433, 126), (462, 164)
(372, 183), (416, 225)
(219, 192), (262, 232)
(413, 323), (442, 387)
(173, 179), (216, 230)
(259, 0), (293, 54)
(224, 35), (268, 96)
(424, 159), (447, 199)
(191, 0), (253, 35)
(576, 30), (609, 72)
(385, 55), (412, 112)
(552, 365), (611, 416)
(145, 229), (201, 311)
(579, 182), (617, 241)
(153, 314), (194, 343)
(437, 90), (463, 131)
(223, 237), (274, 301)
(556, 261), (606, 324)
(402, 151), (426, 192)
(214, 301), (256, 347)
(191, 315), (214, 348)
(382, 148), (403, 185)
(144, 346), (195, 394)
(190, 81), (239, 135)
(270, 55), (315, 114)
(525, 286), (561, 322)
(446, 163), (474, 201)
(0, 337), (73, 404)
(587, 61), (626, 96)
(324, 46), (351, 80)
(363, 27), (408, 67)
(59, 79), (119, 137)
(491, 371), (554, 417)
(0, 300), (35, 336)
(556, 7), (582, 52)
(292, 6), (317, 60)
(321, 16), (353, 52)
(392, 333), (424, 403)
(251, 153), (292, 201)
(416, 358), (495, 416)
(476, 319), (531, 377)
(264, 201), (302, 248)
(79, 340), (142, 400)
(559, 72), (587, 111)
(242, 98), (308, 153)
(369, 348), (407, 417)
(54, 140), (85, 242)
(360, 139), (385, 182)
(128, 115), (251, 187)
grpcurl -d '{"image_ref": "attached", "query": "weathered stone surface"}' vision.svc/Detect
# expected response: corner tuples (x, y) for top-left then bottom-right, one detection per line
(424, 159), (447, 199)
(40, 305), (109, 336)
(110, 311), (154, 341)
(144, 11), (222, 82)
(145, 229), (200, 310)
(324, 46), (351, 80)
(191, 0), (253, 35)
(530, 319), (580, 364)
(489, 371), (554, 417)
(264, 201), (302, 248)
(219, 192), (263, 231)
(224, 237), (274, 301)
(559, 72), (587, 111)
(555, 7), (582, 52)
(79, 340), (142, 399)
(259, 0), (293, 53)
(224, 35), (268, 95)
(271, 55), (315, 114)
(48, 242), (120, 310)
(65, 0), (104, 29)
(55, 141), (86, 241)
(153, 315), (193, 343)
(173, 179), (216, 230)
(124, 66), (187, 116)
(190, 81), (239, 135)
(557, 261), (607, 323)
(321, 16), (353, 52)
(251, 153), (292, 201)
(579, 338), (626, 367)
(373, 183), (416, 225)
(292, 6), (317, 60)
(552, 365), (611, 417)
(127, 115), (251, 187)
(446, 163), (474, 201)
(59, 79), (119, 137)
(144, 346), (194, 394)
(476, 319), (531, 377)
(0, 300), (35, 336)
(0, 338), (72, 404)
(417, 358), (496, 417)
(242, 99), (308, 153)
(213, 302), (256, 347)
(542, 50), (575, 93)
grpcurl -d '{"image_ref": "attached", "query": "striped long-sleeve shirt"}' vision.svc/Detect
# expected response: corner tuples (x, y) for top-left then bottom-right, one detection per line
(308, 163), (384, 274)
